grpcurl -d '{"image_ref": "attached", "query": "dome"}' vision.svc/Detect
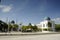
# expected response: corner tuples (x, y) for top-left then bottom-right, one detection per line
(44, 17), (51, 20)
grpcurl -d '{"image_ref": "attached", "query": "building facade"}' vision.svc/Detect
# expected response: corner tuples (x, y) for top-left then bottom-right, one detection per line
(32, 17), (55, 32)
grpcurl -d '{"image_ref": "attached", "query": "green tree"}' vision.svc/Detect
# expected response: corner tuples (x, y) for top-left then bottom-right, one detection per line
(22, 26), (26, 30)
(55, 24), (60, 31)
(8, 21), (19, 32)
(11, 20), (15, 24)
(13, 24), (19, 31)
(0, 20), (8, 32)
(32, 25), (38, 31)
(47, 22), (52, 31)
(48, 22), (52, 27)
(21, 23), (38, 32)
(28, 23), (32, 29)
(10, 20), (15, 31)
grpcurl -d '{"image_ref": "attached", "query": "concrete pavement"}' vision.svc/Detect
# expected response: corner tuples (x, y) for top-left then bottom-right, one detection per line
(0, 32), (60, 36)
(0, 34), (60, 40)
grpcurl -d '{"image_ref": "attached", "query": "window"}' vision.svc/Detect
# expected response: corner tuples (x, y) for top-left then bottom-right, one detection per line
(43, 24), (45, 27)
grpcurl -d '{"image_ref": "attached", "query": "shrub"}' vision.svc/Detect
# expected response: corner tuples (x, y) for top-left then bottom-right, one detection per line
(38, 28), (42, 31)
(43, 28), (47, 31)
(55, 24), (60, 31)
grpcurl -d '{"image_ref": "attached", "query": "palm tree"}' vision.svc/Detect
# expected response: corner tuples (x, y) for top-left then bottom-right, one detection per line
(28, 23), (32, 31)
(28, 23), (32, 26)
(10, 20), (15, 31)
(11, 20), (15, 24)
(19, 22), (23, 31)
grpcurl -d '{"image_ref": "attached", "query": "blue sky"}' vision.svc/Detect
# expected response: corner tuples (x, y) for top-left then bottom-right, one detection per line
(0, 0), (60, 25)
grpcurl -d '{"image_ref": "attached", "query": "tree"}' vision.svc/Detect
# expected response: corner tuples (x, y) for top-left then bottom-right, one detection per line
(3, 22), (8, 32)
(0, 20), (3, 31)
(28, 23), (32, 29)
(55, 24), (60, 31)
(48, 22), (52, 27)
(21, 26), (27, 31)
(0, 20), (8, 32)
(10, 20), (15, 31)
(47, 22), (52, 31)
(32, 25), (38, 31)
(13, 24), (19, 31)
(11, 20), (15, 24)
(21, 23), (32, 32)
(20, 22), (22, 25)
(28, 23), (32, 26)
(21, 23), (38, 32)
(8, 23), (12, 32)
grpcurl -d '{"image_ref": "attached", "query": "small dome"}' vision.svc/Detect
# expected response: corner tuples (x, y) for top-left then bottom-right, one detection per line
(44, 17), (51, 20)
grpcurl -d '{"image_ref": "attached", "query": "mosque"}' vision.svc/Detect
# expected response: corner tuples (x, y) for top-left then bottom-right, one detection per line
(32, 17), (55, 32)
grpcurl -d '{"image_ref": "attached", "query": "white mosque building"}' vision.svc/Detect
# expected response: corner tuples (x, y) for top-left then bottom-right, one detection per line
(32, 17), (55, 32)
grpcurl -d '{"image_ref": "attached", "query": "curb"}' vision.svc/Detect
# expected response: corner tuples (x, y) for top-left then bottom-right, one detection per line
(0, 32), (60, 36)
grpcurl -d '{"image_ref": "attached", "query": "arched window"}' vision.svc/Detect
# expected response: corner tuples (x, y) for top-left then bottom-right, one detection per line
(43, 24), (45, 27)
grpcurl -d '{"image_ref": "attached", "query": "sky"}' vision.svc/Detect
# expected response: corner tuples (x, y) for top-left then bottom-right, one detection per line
(0, 0), (60, 25)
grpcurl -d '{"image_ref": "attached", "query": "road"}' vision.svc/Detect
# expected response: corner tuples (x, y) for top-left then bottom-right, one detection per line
(0, 34), (60, 40)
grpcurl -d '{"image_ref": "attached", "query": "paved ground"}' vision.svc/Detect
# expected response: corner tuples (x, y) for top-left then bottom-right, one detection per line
(0, 34), (60, 40)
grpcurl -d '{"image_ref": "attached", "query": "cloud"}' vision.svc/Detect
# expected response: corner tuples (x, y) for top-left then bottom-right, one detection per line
(52, 18), (60, 24)
(0, 4), (12, 13)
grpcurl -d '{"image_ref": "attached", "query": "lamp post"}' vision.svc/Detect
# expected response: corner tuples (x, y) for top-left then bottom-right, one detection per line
(6, 17), (9, 32)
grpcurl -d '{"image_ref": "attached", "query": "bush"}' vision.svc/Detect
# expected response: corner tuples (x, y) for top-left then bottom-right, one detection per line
(21, 24), (39, 32)
(21, 26), (27, 31)
(38, 28), (42, 31)
(13, 24), (18, 31)
(32, 25), (38, 32)
(43, 28), (47, 31)
(55, 24), (60, 31)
